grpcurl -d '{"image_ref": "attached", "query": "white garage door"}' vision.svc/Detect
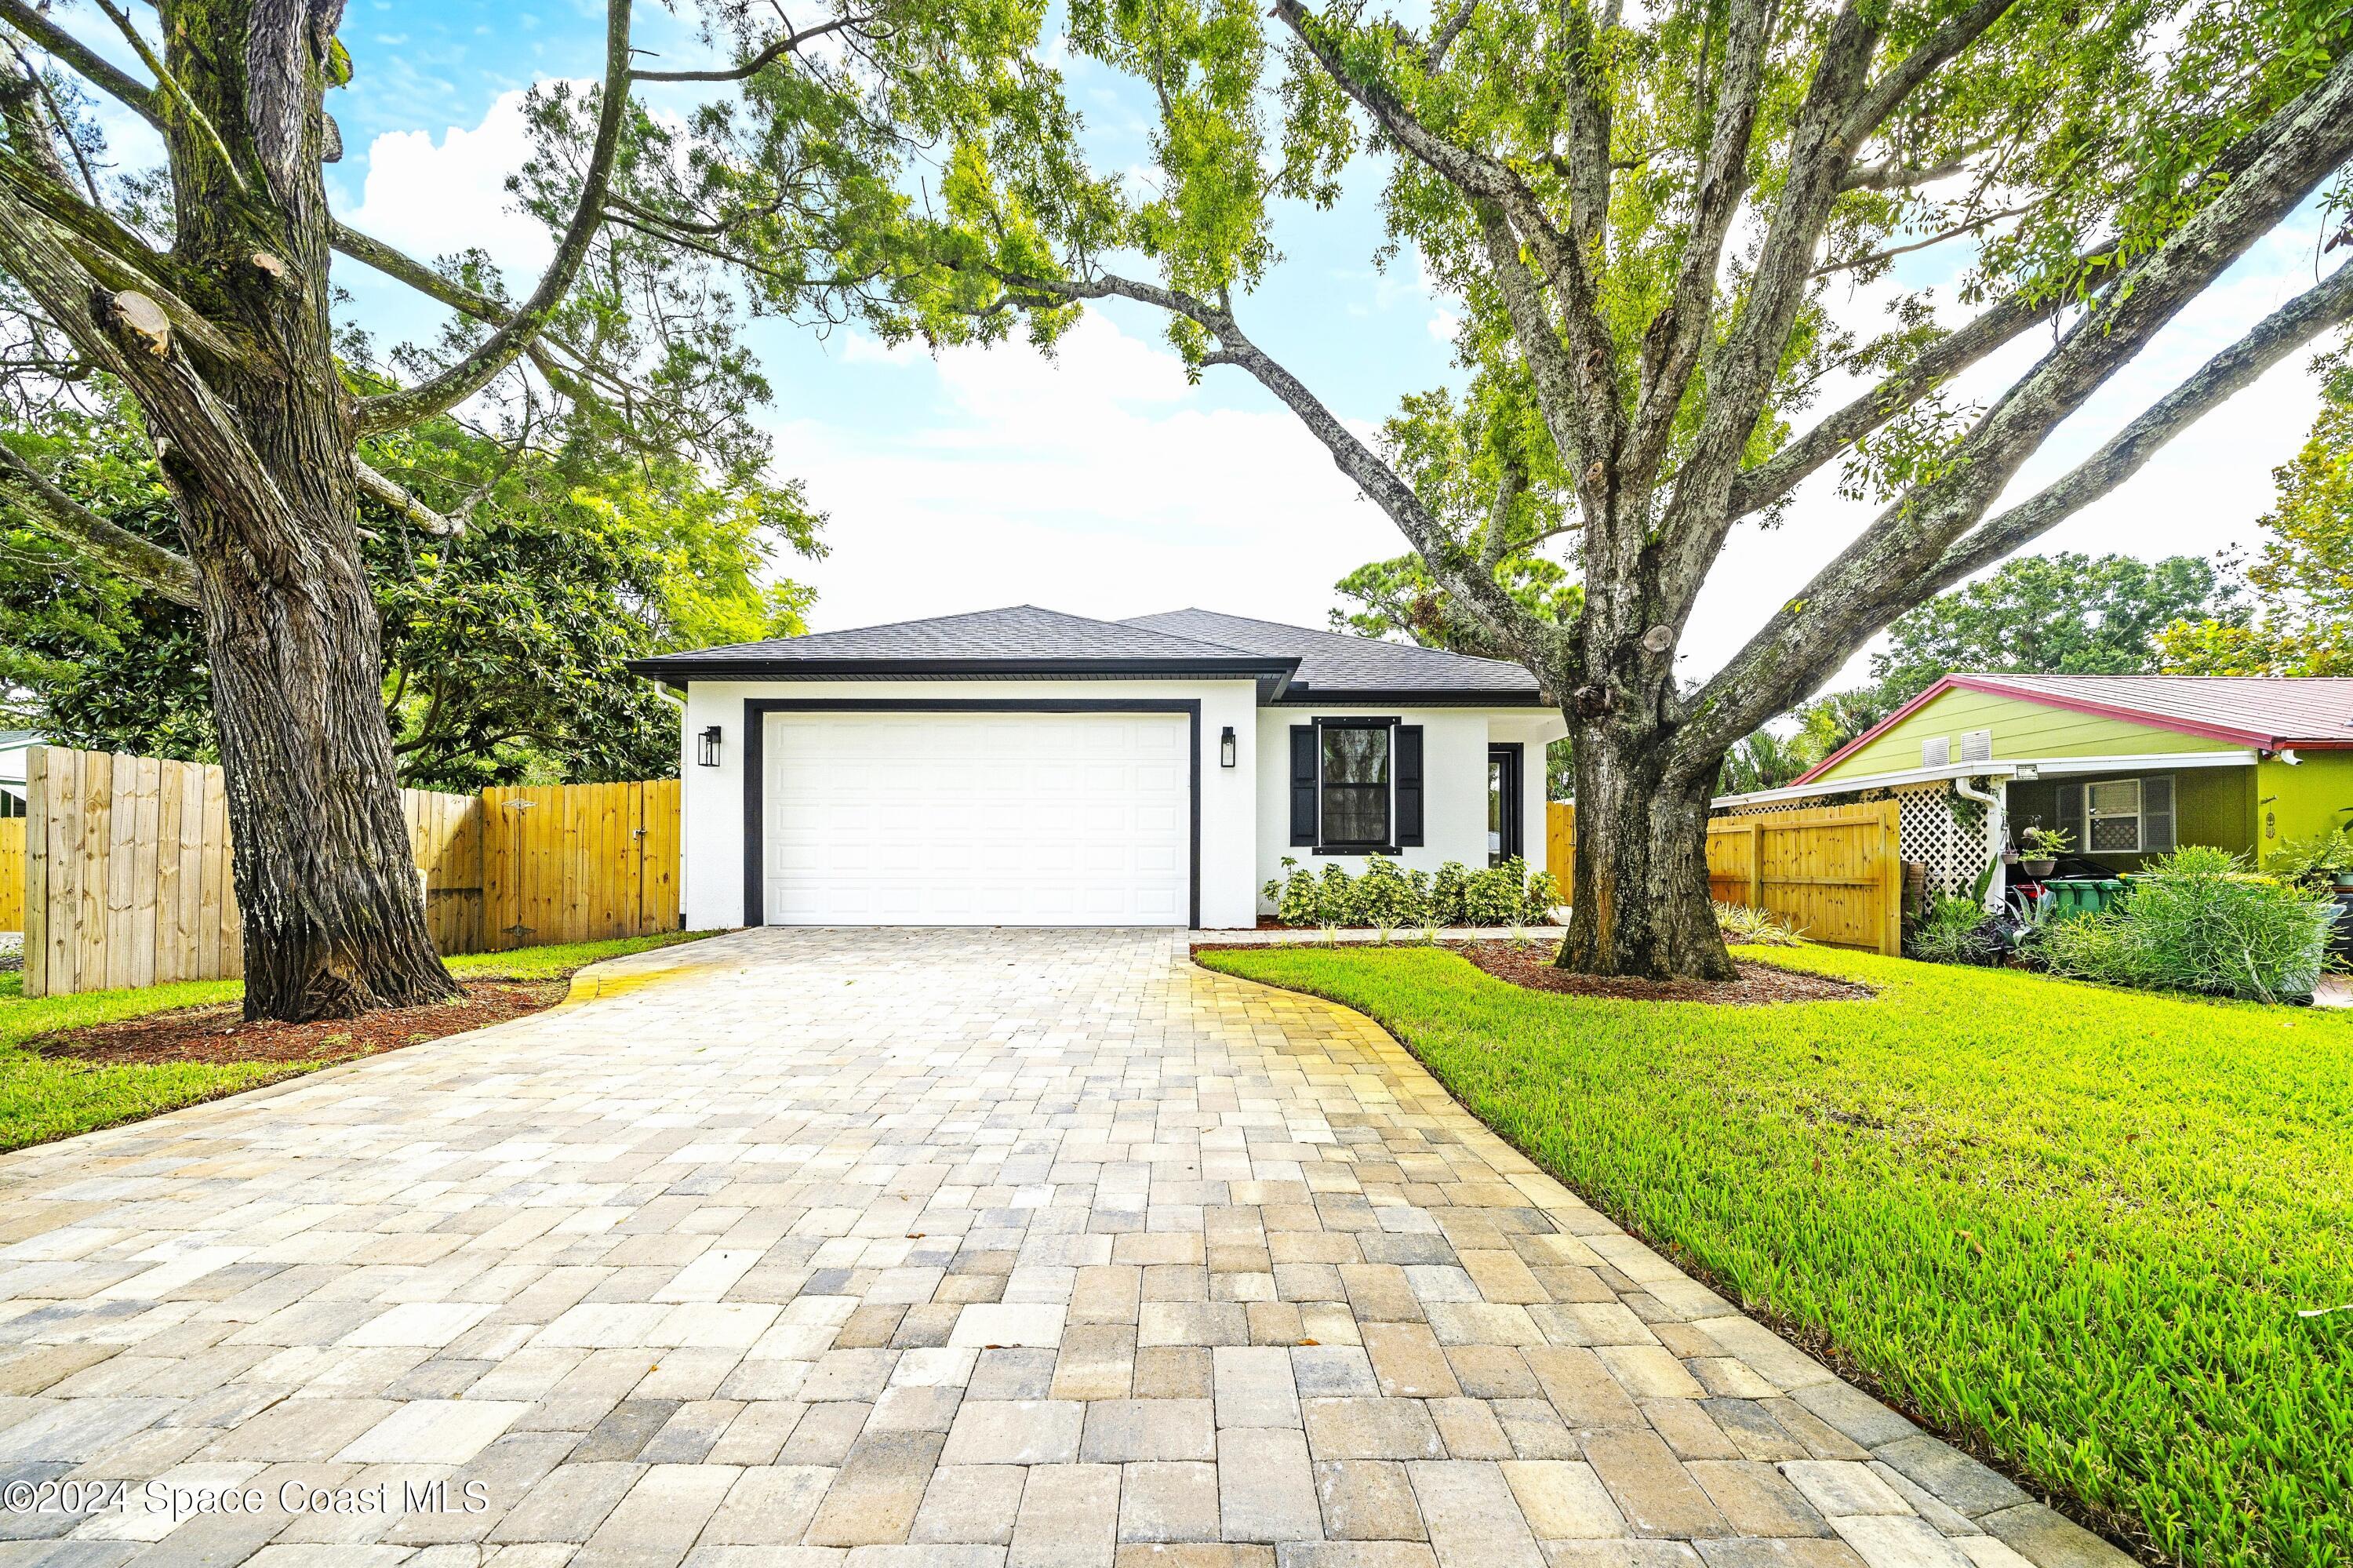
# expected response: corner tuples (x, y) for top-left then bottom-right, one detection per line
(763, 711), (1190, 926)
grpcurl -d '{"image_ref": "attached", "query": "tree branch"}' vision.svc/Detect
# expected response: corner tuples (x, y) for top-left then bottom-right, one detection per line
(1478, 458), (1522, 573)
(1841, 152), (1975, 192)
(329, 220), (626, 395)
(631, 15), (872, 82)
(1677, 51), (2353, 767)
(353, 458), (466, 538)
(1724, 289), (2043, 517)
(87, 0), (244, 193)
(1933, 259), (2353, 581)
(1812, 203), (2031, 278)
(1471, 202), (1589, 466)
(1626, 0), (1772, 482)
(0, 147), (247, 368)
(0, 0), (162, 130)
(0, 438), (200, 605)
(1424, 0), (1478, 71)
(1271, 0), (1620, 465)
(1011, 265), (1562, 671)
(1652, 0), (1886, 614)
(1839, 0), (2018, 150)
(355, 0), (635, 434)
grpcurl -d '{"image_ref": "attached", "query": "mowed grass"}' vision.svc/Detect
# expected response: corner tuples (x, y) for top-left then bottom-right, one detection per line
(0, 929), (718, 1153)
(1195, 941), (2353, 1568)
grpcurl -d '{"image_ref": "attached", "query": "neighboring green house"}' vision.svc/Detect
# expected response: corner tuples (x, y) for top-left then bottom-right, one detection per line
(1714, 675), (2353, 905)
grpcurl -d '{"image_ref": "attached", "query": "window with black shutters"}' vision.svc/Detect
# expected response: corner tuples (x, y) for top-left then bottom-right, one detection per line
(1319, 722), (1391, 849)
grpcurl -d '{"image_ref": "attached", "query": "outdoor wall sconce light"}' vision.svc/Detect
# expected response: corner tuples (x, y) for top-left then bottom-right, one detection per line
(1220, 726), (1237, 769)
(697, 725), (722, 768)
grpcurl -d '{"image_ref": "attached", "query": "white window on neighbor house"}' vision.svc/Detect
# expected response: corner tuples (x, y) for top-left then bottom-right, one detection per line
(1960, 728), (1993, 763)
(1922, 735), (1951, 767)
(2057, 776), (2175, 854)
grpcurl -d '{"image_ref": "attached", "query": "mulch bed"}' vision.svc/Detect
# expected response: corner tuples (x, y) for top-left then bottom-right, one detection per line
(31, 980), (567, 1067)
(1455, 940), (1873, 1005)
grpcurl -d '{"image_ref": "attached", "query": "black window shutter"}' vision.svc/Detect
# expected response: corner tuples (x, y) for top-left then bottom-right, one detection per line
(1289, 725), (1319, 846)
(1395, 725), (1424, 846)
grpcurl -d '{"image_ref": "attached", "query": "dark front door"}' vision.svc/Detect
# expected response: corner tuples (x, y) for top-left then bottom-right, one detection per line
(1488, 744), (1524, 867)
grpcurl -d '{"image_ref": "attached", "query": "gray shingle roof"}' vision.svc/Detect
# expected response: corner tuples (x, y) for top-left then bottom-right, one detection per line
(627, 605), (1298, 682)
(1123, 609), (1547, 704)
(629, 603), (1551, 705)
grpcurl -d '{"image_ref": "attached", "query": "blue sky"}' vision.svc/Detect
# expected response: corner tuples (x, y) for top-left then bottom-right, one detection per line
(63, 2), (2344, 681)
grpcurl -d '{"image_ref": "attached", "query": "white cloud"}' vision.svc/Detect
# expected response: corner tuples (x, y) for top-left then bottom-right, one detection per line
(342, 89), (554, 270)
(774, 314), (1404, 633)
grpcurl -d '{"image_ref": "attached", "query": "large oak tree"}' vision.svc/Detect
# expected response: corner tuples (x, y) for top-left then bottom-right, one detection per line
(0, 0), (1056, 1018)
(929, 0), (2353, 977)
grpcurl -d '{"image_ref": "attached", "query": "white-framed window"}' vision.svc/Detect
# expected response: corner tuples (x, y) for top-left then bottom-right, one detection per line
(2057, 775), (2174, 854)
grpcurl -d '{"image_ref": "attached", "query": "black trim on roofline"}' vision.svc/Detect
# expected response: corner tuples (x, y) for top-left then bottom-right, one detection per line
(740, 697), (1203, 930)
(1271, 688), (1553, 708)
(624, 664), (1548, 708)
(630, 654), (1297, 685)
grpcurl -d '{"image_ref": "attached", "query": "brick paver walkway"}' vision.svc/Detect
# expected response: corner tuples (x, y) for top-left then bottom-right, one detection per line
(0, 928), (2126, 1568)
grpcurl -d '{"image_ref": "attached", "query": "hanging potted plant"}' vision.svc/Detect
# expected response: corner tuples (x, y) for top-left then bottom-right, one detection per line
(2017, 824), (2071, 879)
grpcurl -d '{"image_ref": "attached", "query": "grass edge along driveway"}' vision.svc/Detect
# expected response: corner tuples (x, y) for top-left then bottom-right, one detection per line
(0, 930), (715, 1154)
(1194, 941), (2352, 1568)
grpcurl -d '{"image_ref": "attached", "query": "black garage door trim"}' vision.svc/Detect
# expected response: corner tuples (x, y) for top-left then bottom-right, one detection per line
(742, 697), (1203, 929)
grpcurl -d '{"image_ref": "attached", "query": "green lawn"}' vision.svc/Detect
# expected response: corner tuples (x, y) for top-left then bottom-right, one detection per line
(1195, 941), (2353, 1568)
(0, 929), (715, 1154)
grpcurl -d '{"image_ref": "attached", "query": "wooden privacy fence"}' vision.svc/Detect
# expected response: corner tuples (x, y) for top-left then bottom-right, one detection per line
(0, 819), (23, 933)
(1547, 799), (1902, 955)
(482, 781), (679, 950)
(16, 748), (681, 998)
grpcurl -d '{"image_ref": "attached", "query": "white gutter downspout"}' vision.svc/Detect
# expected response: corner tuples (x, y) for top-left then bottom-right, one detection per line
(1953, 775), (2006, 912)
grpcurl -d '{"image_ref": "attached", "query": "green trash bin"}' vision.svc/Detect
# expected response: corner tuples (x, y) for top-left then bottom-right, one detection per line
(2038, 879), (2127, 919)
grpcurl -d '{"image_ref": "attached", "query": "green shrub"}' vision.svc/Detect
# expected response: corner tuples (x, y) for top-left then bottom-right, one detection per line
(1265, 858), (1320, 927)
(1910, 893), (1996, 966)
(1511, 859), (1560, 924)
(2041, 846), (2338, 1002)
(1260, 855), (1555, 929)
(1716, 902), (1803, 946)
(1315, 862), (1358, 929)
(1355, 855), (1418, 930)
(2264, 831), (2353, 892)
(1461, 860), (1518, 925)
(1430, 861), (1471, 926)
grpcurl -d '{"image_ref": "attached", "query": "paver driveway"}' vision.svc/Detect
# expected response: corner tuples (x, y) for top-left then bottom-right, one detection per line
(0, 928), (2121, 1568)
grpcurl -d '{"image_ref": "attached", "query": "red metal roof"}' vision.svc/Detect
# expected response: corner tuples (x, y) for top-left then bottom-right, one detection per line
(1791, 674), (2353, 785)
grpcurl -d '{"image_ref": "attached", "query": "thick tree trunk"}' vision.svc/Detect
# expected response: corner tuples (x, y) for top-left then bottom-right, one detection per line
(1558, 721), (1733, 980)
(173, 460), (459, 1023)
(155, 0), (456, 1022)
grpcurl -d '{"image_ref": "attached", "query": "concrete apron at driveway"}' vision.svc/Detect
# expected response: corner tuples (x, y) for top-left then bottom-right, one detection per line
(0, 928), (2123, 1568)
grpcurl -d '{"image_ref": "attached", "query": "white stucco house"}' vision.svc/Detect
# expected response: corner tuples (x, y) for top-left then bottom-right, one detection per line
(0, 729), (37, 817)
(629, 606), (1565, 930)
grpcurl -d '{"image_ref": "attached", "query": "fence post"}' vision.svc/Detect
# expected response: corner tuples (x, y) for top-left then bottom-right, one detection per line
(1881, 799), (1904, 956)
(20, 748), (43, 999)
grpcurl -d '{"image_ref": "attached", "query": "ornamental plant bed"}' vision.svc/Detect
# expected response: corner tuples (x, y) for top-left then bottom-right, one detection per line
(1456, 940), (1873, 1005)
(31, 979), (566, 1068)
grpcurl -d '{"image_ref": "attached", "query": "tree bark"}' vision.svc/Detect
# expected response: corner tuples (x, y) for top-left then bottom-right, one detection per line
(0, 0), (461, 1021)
(182, 463), (460, 1021)
(1560, 722), (1735, 981)
(162, 0), (459, 1021)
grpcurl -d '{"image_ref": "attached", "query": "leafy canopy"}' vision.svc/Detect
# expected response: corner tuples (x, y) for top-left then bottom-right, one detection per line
(0, 395), (816, 788)
(2159, 347), (2353, 676)
(1715, 550), (2235, 792)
